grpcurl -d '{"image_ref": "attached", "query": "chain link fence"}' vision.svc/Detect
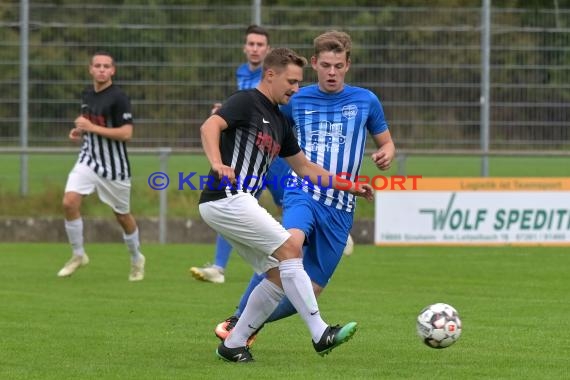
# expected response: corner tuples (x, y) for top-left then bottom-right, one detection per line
(1, 2), (569, 150)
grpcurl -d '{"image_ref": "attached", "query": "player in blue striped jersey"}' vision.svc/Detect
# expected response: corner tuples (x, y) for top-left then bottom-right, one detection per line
(215, 30), (395, 343)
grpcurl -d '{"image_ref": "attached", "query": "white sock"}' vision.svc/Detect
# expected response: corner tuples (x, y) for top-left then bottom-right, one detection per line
(64, 218), (85, 256)
(279, 258), (328, 342)
(123, 228), (143, 262)
(225, 279), (284, 348)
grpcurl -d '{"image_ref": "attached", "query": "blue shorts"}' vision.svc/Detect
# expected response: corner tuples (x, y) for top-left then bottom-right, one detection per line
(282, 187), (353, 288)
(264, 157), (290, 207)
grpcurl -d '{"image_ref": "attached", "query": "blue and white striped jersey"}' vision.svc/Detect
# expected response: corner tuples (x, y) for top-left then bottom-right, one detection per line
(280, 84), (388, 212)
(236, 63), (262, 91)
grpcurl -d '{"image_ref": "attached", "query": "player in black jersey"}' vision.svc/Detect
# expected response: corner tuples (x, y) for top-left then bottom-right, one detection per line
(58, 51), (145, 282)
(198, 47), (373, 362)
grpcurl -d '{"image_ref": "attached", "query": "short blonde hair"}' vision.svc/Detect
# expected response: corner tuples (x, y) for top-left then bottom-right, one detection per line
(313, 31), (352, 61)
(263, 47), (307, 73)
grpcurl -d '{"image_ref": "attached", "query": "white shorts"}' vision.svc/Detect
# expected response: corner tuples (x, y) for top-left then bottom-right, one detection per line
(64, 163), (131, 214)
(199, 192), (290, 274)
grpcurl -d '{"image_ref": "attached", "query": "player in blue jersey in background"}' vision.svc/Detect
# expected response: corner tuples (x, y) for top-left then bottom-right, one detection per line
(214, 30), (396, 344)
(190, 25), (292, 283)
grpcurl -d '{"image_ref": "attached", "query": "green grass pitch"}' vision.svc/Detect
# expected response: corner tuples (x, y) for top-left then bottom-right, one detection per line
(1, 243), (568, 379)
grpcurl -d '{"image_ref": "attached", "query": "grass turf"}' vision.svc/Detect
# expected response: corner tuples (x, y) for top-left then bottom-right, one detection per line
(1, 243), (568, 379)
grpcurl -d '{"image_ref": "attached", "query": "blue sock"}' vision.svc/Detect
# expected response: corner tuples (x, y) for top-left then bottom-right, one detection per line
(214, 234), (233, 269)
(266, 296), (297, 323)
(235, 272), (265, 317)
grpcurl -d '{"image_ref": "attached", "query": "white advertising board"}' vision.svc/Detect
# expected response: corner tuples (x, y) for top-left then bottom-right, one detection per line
(374, 178), (570, 246)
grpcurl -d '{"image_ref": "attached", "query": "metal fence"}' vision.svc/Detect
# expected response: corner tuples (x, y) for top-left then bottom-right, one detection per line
(1, 1), (569, 151)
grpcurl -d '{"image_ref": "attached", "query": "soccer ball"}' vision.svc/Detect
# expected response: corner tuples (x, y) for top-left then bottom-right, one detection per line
(416, 303), (462, 349)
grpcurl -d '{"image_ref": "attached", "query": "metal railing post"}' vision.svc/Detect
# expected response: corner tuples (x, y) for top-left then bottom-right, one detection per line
(396, 152), (407, 176)
(19, 0), (30, 196)
(252, 0), (261, 25)
(158, 147), (171, 244)
(480, 0), (491, 177)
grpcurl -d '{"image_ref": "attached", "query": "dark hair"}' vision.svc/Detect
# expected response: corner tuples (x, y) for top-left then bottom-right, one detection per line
(90, 50), (115, 65)
(245, 24), (270, 45)
(263, 47), (307, 73)
(313, 31), (352, 61)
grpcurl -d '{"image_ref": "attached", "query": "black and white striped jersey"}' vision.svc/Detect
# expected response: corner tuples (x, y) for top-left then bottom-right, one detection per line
(76, 84), (133, 180)
(199, 89), (301, 203)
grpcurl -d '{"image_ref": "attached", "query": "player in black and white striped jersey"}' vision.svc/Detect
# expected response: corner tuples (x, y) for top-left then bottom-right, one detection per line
(57, 51), (145, 282)
(76, 91), (131, 181)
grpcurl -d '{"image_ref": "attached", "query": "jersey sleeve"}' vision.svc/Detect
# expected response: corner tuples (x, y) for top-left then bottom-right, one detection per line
(366, 90), (388, 135)
(217, 91), (251, 129)
(113, 91), (134, 126)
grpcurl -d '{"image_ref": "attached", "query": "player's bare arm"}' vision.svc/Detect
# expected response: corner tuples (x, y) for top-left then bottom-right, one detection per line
(68, 127), (83, 142)
(74, 115), (133, 142)
(200, 114), (236, 183)
(371, 130), (395, 171)
(285, 151), (374, 201)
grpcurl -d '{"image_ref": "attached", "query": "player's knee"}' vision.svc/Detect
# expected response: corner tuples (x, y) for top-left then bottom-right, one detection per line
(275, 237), (303, 260)
(62, 194), (80, 213)
(114, 212), (129, 224)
